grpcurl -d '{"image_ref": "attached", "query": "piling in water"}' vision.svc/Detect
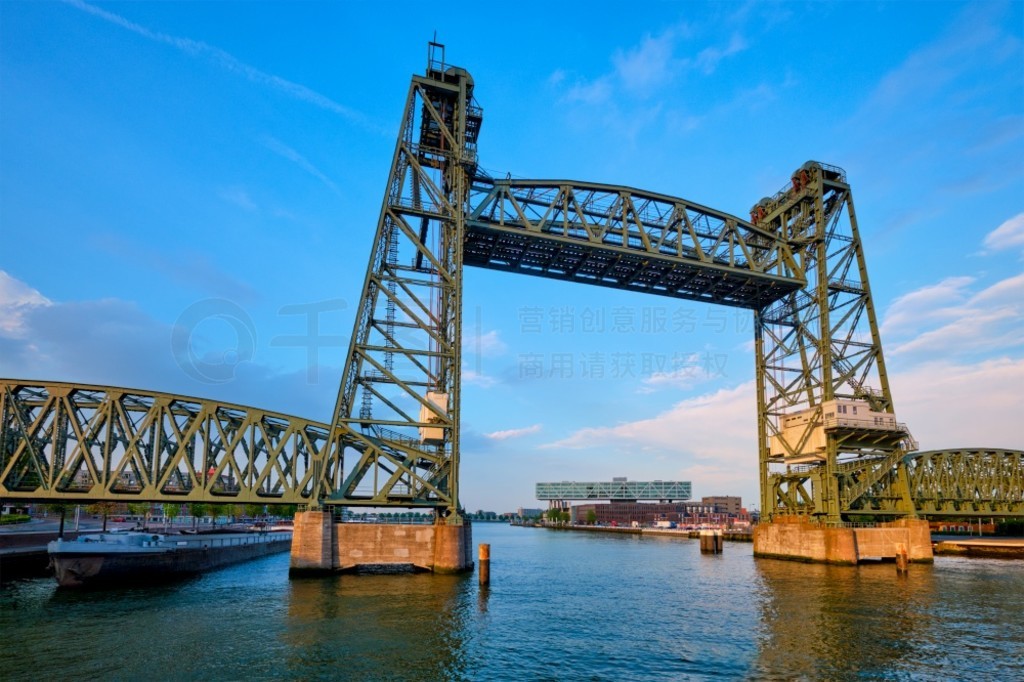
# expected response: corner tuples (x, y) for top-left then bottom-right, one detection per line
(896, 543), (909, 574)
(479, 543), (490, 585)
(700, 530), (723, 554)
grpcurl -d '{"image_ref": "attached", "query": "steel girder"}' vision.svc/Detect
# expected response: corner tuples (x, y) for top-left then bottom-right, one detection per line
(0, 380), (330, 504)
(466, 178), (804, 308)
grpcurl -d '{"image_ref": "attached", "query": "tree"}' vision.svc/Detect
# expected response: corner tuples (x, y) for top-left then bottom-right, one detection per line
(586, 510), (598, 525)
(209, 504), (230, 527)
(190, 503), (209, 530)
(86, 502), (117, 531)
(164, 503), (182, 530)
(127, 502), (150, 528)
(46, 503), (68, 538)
(546, 508), (567, 525)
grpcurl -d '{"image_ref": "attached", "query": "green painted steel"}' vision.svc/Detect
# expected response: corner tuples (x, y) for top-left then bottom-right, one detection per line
(466, 178), (803, 309)
(0, 380), (330, 504)
(536, 480), (692, 501)
(324, 44), (478, 519)
(751, 162), (913, 522)
(1, 49), (1020, 520)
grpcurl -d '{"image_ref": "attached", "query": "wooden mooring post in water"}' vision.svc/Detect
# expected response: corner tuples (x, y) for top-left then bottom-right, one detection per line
(479, 543), (490, 585)
(896, 543), (909, 574)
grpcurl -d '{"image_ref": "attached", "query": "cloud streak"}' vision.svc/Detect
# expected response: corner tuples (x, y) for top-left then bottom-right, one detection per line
(485, 424), (542, 441)
(62, 0), (377, 131)
(259, 135), (339, 195)
(984, 212), (1024, 253)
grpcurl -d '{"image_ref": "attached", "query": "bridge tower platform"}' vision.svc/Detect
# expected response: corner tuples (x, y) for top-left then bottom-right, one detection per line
(289, 511), (473, 575)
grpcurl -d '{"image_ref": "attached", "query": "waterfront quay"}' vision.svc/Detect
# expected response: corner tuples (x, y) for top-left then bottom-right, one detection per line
(3, 523), (1023, 681)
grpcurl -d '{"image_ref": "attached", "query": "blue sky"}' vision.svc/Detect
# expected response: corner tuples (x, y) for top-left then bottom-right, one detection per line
(1, 1), (1022, 513)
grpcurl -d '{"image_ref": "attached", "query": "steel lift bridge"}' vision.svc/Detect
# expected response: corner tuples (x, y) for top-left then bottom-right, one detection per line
(2, 44), (1022, 525)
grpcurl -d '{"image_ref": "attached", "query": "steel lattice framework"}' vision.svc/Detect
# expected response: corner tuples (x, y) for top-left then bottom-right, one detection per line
(842, 449), (1024, 516)
(322, 46), (481, 519)
(750, 162), (932, 521)
(1, 46), (1021, 520)
(0, 381), (330, 503)
(466, 177), (802, 308)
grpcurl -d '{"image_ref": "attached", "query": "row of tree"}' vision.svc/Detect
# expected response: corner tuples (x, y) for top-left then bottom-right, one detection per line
(544, 509), (600, 524)
(44, 502), (299, 534)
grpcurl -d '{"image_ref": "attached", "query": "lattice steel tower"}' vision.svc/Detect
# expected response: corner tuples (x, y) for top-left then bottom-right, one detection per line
(752, 163), (917, 522)
(325, 43), (482, 521)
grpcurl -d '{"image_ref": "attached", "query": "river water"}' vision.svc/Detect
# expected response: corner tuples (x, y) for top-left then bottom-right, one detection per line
(2, 524), (1022, 681)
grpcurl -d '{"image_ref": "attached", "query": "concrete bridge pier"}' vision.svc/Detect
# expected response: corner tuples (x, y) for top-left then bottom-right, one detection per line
(289, 510), (474, 575)
(754, 517), (933, 565)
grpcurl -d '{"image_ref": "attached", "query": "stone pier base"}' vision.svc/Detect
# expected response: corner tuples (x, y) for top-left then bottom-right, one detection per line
(754, 517), (933, 565)
(289, 511), (474, 575)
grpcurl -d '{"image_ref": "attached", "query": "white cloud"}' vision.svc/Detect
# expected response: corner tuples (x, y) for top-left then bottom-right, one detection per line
(638, 353), (711, 392)
(611, 30), (683, 94)
(0, 271), (52, 337)
(462, 329), (507, 389)
(882, 273), (1024, 358)
(694, 33), (747, 74)
(861, 5), (1011, 117)
(890, 357), (1024, 450)
(463, 329), (507, 357)
(533, 350), (1024, 509)
(485, 424), (542, 441)
(540, 381), (759, 505)
(564, 76), (613, 105)
(543, 382), (756, 460)
(557, 24), (746, 107)
(462, 369), (498, 389)
(0, 272), (337, 419)
(984, 212), (1024, 252)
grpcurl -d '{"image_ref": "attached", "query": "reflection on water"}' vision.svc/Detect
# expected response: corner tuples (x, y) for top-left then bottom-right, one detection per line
(1, 526), (1022, 681)
(284, 574), (472, 681)
(753, 558), (1024, 680)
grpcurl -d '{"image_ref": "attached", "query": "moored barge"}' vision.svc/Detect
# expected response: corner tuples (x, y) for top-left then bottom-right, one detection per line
(47, 530), (292, 587)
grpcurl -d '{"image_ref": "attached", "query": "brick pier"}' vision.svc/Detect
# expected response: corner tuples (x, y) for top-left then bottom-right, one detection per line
(289, 511), (473, 575)
(754, 517), (933, 564)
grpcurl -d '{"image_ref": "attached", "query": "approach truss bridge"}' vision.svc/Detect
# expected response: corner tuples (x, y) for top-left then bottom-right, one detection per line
(2, 44), (1021, 523)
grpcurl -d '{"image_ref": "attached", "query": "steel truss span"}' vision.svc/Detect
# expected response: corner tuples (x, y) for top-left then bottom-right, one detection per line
(467, 177), (803, 309)
(0, 380), (331, 504)
(768, 449), (1024, 517)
